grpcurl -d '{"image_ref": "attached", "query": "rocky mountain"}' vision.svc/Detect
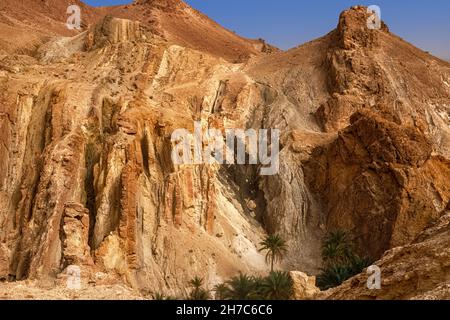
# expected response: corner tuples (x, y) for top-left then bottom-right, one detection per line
(0, 1), (449, 299)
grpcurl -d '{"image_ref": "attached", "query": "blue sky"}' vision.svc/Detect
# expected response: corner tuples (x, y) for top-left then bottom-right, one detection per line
(82, 0), (450, 59)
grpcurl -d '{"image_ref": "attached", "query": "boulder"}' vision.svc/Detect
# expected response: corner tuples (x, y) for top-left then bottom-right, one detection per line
(289, 271), (320, 300)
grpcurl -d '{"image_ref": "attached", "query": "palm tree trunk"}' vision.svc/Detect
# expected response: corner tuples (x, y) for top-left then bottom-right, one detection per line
(270, 255), (274, 272)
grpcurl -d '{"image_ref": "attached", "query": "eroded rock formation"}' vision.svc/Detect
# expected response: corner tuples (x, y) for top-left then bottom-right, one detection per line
(0, 2), (449, 299)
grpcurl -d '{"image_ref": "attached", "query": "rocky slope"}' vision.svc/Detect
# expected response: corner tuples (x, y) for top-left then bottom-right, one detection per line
(0, 2), (449, 299)
(0, 0), (98, 55)
(318, 211), (450, 300)
(99, 0), (277, 62)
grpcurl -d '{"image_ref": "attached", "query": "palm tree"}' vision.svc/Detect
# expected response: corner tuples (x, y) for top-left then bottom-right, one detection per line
(189, 276), (204, 289)
(321, 230), (352, 266)
(188, 276), (211, 300)
(223, 273), (260, 300)
(317, 265), (352, 290)
(317, 230), (372, 290)
(259, 234), (288, 272)
(260, 271), (293, 300)
(213, 283), (229, 300)
(348, 254), (371, 274)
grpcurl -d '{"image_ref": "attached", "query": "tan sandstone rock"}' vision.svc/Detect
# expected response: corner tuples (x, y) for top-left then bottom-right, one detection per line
(0, 3), (449, 299)
(290, 271), (321, 300)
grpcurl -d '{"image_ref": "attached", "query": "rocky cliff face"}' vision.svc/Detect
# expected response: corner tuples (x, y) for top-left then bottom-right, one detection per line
(0, 8), (270, 293)
(318, 211), (450, 300)
(305, 109), (450, 259)
(246, 5), (450, 268)
(0, 2), (449, 298)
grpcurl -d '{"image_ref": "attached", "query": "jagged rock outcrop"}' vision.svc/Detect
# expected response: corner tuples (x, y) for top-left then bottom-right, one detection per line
(85, 16), (143, 50)
(304, 110), (450, 259)
(316, 6), (450, 156)
(62, 203), (92, 266)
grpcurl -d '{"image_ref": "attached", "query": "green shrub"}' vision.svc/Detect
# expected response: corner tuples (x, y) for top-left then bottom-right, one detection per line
(188, 276), (211, 300)
(317, 231), (371, 290)
(221, 273), (262, 300)
(213, 271), (293, 300)
(260, 271), (293, 300)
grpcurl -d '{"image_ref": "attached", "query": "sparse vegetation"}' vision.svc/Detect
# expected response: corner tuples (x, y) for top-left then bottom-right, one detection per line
(213, 283), (229, 300)
(211, 271), (293, 300)
(260, 271), (294, 300)
(221, 273), (261, 300)
(153, 234), (292, 301)
(188, 276), (211, 300)
(159, 271), (293, 300)
(156, 231), (364, 299)
(152, 292), (178, 300)
(317, 231), (371, 290)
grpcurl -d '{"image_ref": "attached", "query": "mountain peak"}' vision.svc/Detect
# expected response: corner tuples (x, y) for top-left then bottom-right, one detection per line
(335, 6), (389, 49)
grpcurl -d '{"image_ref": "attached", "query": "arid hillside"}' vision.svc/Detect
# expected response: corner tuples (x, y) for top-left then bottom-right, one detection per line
(0, 1), (449, 299)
